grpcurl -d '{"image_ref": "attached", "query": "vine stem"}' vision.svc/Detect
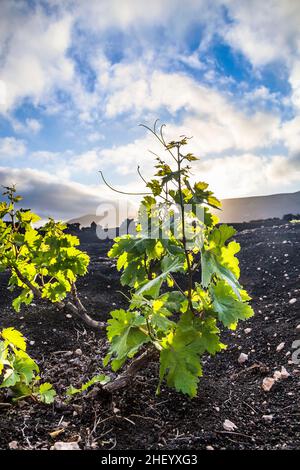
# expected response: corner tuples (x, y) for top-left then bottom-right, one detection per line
(99, 171), (151, 196)
(12, 266), (105, 329)
(176, 145), (194, 312)
(103, 348), (157, 393)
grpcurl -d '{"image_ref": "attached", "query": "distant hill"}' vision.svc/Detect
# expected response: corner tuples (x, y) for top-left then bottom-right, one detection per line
(68, 190), (300, 226)
(68, 214), (101, 228)
(216, 190), (300, 223)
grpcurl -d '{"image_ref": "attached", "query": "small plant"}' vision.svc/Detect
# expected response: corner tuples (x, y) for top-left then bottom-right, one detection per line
(66, 374), (110, 398)
(103, 123), (254, 398)
(0, 186), (103, 328)
(0, 326), (56, 403)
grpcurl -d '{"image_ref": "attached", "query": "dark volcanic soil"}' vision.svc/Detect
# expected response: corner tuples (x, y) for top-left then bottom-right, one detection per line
(0, 223), (300, 450)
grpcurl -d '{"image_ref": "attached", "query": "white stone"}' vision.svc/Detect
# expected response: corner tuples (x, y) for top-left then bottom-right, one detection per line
(8, 441), (18, 450)
(280, 366), (290, 379)
(262, 377), (275, 392)
(276, 342), (285, 352)
(244, 328), (252, 334)
(238, 353), (249, 364)
(273, 370), (282, 381)
(51, 441), (80, 450)
(223, 419), (237, 431)
(289, 298), (297, 305)
(262, 415), (273, 422)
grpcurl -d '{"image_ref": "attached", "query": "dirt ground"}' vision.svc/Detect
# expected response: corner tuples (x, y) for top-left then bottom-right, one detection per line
(0, 222), (300, 450)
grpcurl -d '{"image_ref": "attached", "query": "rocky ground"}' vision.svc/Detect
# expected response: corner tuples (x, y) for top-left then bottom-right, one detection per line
(0, 222), (300, 450)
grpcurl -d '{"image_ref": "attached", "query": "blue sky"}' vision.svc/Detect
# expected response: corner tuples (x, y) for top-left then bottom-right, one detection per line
(0, 0), (300, 220)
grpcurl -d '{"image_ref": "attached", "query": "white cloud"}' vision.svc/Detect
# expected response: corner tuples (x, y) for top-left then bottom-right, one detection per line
(73, 0), (221, 35)
(0, 137), (26, 158)
(0, 80), (7, 107)
(0, 2), (74, 113)
(73, 150), (102, 173)
(197, 153), (300, 198)
(0, 166), (101, 220)
(289, 61), (300, 111)
(96, 127), (300, 199)
(280, 115), (300, 154)
(30, 148), (102, 176)
(222, 0), (300, 112)
(31, 150), (60, 161)
(98, 135), (159, 178)
(0, 0), (221, 120)
(0, 165), (138, 223)
(11, 118), (42, 134)
(223, 0), (300, 66)
(243, 86), (279, 105)
(87, 131), (105, 143)
(25, 118), (42, 134)
(101, 66), (281, 154)
(0, 0), (299, 121)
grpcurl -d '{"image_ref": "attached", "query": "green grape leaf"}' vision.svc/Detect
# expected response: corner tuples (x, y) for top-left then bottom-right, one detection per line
(207, 195), (222, 209)
(12, 290), (34, 312)
(195, 316), (226, 355)
(13, 350), (39, 385)
(120, 260), (146, 288)
(0, 369), (20, 388)
(204, 207), (219, 227)
(145, 240), (164, 260)
(151, 311), (175, 332)
(209, 225), (236, 248)
(0, 340), (9, 374)
(185, 153), (198, 162)
(158, 291), (187, 312)
(221, 241), (240, 279)
(146, 179), (162, 196)
(105, 309), (150, 371)
(159, 313), (204, 398)
(16, 210), (41, 224)
(117, 251), (128, 270)
(211, 281), (254, 329)
(137, 255), (185, 298)
(1, 327), (26, 351)
(141, 195), (157, 209)
(37, 382), (56, 404)
(194, 182), (209, 192)
(201, 250), (241, 297)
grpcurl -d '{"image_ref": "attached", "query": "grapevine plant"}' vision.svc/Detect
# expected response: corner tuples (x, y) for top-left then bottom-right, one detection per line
(0, 326), (55, 403)
(103, 123), (254, 398)
(0, 187), (103, 328)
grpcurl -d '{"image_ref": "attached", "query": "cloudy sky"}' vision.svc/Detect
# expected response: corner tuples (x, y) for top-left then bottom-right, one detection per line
(0, 0), (300, 221)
